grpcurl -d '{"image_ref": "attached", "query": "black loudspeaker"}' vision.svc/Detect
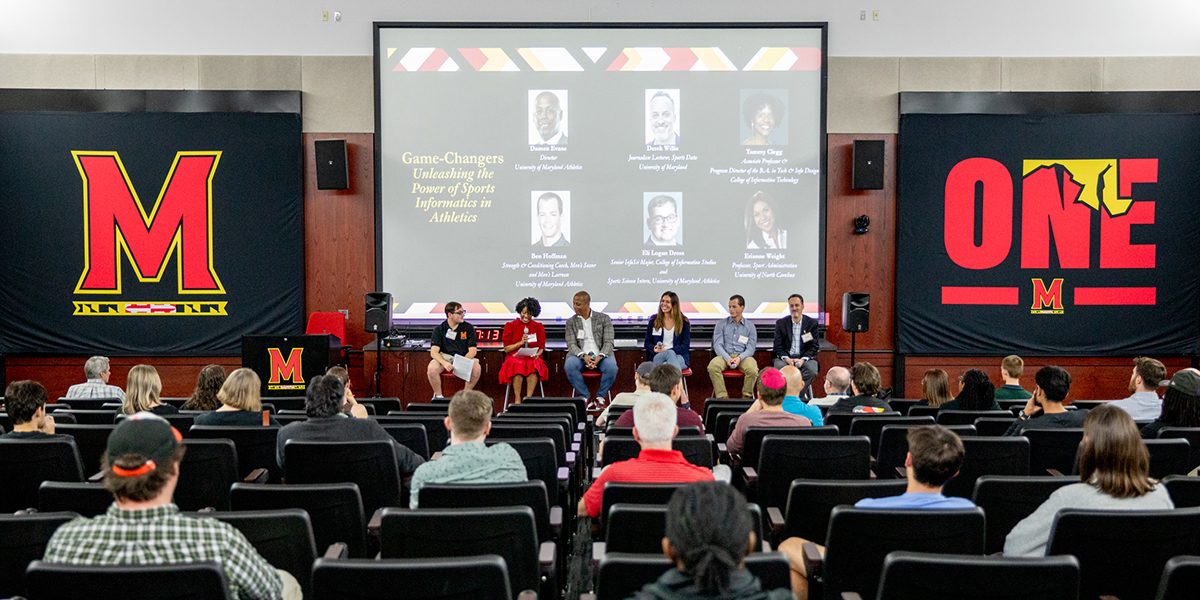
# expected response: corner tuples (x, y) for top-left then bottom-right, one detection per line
(315, 139), (349, 190)
(852, 139), (885, 190)
(364, 292), (392, 333)
(842, 292), (870, 333)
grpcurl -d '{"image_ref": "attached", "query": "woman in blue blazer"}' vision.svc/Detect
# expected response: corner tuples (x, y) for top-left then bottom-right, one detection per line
(644, 291), (690, 370)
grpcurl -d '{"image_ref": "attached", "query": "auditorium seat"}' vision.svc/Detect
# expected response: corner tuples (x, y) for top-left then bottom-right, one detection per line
(596, 502), (767, 560)
(1145, 438), (1191, 478)
(51, 408), (116, 425)
(703, 399), (754, 430)
(587, 552), (791, 600)
(38, 481), (112, 516)
(357, 398), (401, 415)
(886, 399), (919, 416)
(941, 437), (1031, 498)
(0, 437), (85, 512)
(600, 434), (714, 468)
(114, 412), (196, 432)
(1047, 508), (1200, 600)
(1156, 555), (1200, 600)
(54, 423), (115, 475)
(598, 482), (687, 539)
(1163, 475), (1200, 508)
(936, 410), (1013, 426)
(405, 402), (449, 413)
(824, 411), (900, 436)
(906, 405), (939, 418)
(737, 425), (839, 468)
(973, 416), (1017, 436)
(188, 425), (282, 482)
(1158, 427), (1200, 472)
(846, 551), (1081, 600)
(773, 478), (909, 546)
(1024, 429), (1084, 475)
(848, 416), (933, 457)
(487, 438), (569, 511)
(311, 555), (530, 600)
(378, 423), (430, 460)
(284, 440), (404, 519)
(0, 512), (81, 599)
(746, 436), (871, 514)
(230, 482), (367, 559)
(55, 397), (122, 411)
(970, 475), (1077, 554)
(876, 424), (980, 480)
(376, 414), (449, 454)
(176, 439), (254, 511)
(25, 560), (232, 600)
(712, 410), (746, 444)
(265, 396), (306, 411)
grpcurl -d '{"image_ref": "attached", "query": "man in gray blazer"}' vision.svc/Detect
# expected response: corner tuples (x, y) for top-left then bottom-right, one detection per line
(565, 290), (618, 408)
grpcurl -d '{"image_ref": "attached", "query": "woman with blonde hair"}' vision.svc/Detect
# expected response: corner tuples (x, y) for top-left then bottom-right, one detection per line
(194, 368), (280, 426)
(122, 365), (178, 415)
(918, 369), (953, 407)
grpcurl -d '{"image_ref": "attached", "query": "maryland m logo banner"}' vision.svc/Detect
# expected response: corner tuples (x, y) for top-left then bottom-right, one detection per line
(897, 106), (1200, 355)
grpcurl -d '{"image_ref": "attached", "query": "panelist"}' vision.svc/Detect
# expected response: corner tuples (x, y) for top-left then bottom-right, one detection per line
(565, 290), (618, 409)
(499, 297), (549, 404)
(646, 90), (679, 148)
(707, 294), (759, 398)
(531, 90), (567, 145)
(426, 301), (481, 398)
(533, 191), (570, 247)
(772, 293), (819, 394)
(644, 291), (690, 371)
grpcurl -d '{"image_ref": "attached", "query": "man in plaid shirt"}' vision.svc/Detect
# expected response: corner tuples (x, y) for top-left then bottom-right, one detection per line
(43, 414), (298, 600)
(64, 355), (127, 400)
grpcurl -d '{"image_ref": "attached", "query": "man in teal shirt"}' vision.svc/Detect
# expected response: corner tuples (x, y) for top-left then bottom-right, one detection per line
(780, 364), (824, 426)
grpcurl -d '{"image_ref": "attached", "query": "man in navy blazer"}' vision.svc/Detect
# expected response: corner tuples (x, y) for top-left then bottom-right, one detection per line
(772, 294), (819, 395)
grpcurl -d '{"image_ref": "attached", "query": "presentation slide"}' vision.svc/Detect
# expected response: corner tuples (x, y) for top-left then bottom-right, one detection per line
(376, 24), (825, 322)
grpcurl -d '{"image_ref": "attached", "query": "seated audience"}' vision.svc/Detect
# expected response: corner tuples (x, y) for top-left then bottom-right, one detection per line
(65, 355), (126, 400)
(916, 368), (953, 407)
(809, 365), (851, 409)
(121, 364), (179, 416)
(1141, 368), (1200, 439)
(994, 355), (1033, 400)
(43, 414), (298, 600)
(408, 390), (527, 508)
(1004, 366), (1085, 436)
(598, 361), (655, 428)
(1110, 356), (1166, 421)
(183, 364), (226, 411)
(726, 368), (812, 460)
(325, 365), (368, 418)
(1005, 404), (1174, 556)
(778, 425), (974, 598)
(615, 364), (704, 430)
(827, 362), (892, 414)
(193, 368), (281, 427)
(630, 482), (792, 600)
(1, 380), (71, 440)
(580, 393), (714, 518)
(276, 374), (423, 473)
(939, 368), (1000, 411)
(780, 365), (823, 426)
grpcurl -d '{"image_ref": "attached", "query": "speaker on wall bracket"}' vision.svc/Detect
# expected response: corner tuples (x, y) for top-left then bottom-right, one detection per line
(315, 139), (349, 190)
(852, 139), (885, 190)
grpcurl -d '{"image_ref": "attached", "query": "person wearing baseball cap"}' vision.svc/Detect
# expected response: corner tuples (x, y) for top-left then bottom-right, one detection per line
(725, 368), (813, 461)
(42, 413), (299, 600)
(598, 361), (657, 427)
(1141, 367), (1200, 439)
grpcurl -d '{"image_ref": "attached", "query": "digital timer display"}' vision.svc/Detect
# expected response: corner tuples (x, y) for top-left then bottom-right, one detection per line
(476, 328), (501, 342)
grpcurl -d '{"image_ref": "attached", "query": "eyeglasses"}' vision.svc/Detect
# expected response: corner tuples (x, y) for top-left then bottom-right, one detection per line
(650, 214), (679, 225)
(452, 310), (466, 315)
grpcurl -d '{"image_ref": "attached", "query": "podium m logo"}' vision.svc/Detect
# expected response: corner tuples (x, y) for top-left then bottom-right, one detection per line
(268, 348), (304, 384)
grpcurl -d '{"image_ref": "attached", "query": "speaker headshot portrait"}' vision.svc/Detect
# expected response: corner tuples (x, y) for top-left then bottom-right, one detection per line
(744, 190), (786, 250)
(740, 90), (788, 146)
(645, 89), (680, 149)
(531, 190), (570, 247)
(644, 192), (682, 246)
(529, 90), (567, 145)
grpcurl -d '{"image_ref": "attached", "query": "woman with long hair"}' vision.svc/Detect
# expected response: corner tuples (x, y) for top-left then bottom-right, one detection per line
(644, 291), (690, 371)
(938, 368), (999, 411)
(1142, 368), (1200, 439)
(183, 364), (226, 411)
(499, 297), (549, 404)
(631, 482), (792, 599)
(744, 191), (786, 250)
(122, 364), (178, 415)
(193, 368), (280, 426)
(918, 369), (954, 407)
(1005, 404), (1174, 556)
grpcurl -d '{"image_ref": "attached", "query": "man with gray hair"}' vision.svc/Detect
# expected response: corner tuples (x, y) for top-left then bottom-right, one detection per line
(579, 392), (713, 517)
(65, 356), (126, 400)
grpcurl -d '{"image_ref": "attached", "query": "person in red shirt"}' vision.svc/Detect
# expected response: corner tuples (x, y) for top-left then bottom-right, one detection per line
(580, 392), (714, 518)
(614, 364), (704, 430)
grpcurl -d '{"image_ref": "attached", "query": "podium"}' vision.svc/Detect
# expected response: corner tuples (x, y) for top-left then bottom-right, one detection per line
(241, 334), (339, 397)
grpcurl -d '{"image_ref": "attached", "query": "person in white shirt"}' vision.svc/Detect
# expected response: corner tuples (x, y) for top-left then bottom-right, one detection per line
(1109, 356), (1166, 422)
(564, 291), (618, 409)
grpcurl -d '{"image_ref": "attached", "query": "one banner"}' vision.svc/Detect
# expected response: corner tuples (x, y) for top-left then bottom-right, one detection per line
(0, 111), (303, 355)
(897, 112), (1200, 355)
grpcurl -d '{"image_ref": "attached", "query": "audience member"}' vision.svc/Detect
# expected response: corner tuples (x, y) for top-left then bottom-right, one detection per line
(408, 390), (527, 508)
(183, 364), (226, 411)
(1, 380), (70, 440)
(1004, 366), (1085, 436)
(629, 482), (792, 600)
(598, 361), (655, 428)
(917, 369), (953, 407)
(778, 425), (973, 597)
(564, 290), (618, 408)
(827, 362), (892, 414)
(193, 368), (281, 427)
(275, 375), (423, 472)
(1005, 404), (1174, 556)
(810, 365), (850, 410)
(708, 294), (760, 399)
(426, 301), (482, 397)
(580, 393), (714, 518)
(43, 414), (298, 600)
(65, 355), (126, 400)
(614, 364), (703, 430)
(994, 355), (1033, 400)
(780, 365), (824, 425)
(726, 368), (811, 459)
(939, 369), (1000, 411)
(1110, 356), (1166, 421)
(325, 365), (368, 418)
(1141, 368), (1200, 439)
(121, 365), (179, 416)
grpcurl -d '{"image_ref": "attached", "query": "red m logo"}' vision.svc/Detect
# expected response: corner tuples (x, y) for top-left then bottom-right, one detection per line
(73, 151), (224, 294)
(268, 348), (304, 384)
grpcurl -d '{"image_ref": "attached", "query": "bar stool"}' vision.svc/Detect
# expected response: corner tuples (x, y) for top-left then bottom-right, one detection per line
(721, 369), (747, 399)
(438, 371), (464, 398)
(502, 380), (545, 410)
(572, 371), (612, 402)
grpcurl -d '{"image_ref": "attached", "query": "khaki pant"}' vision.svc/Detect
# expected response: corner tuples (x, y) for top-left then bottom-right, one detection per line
(279, 568), (303, 600)
(707, 355), (760, 398)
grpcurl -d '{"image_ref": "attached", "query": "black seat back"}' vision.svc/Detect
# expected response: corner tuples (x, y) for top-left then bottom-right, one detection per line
(756, 436), (871, 511)
(742, 426), (839, 467)
(488, 422), (567, 461)
(942, 436), (1030, 498)
(230, 482), (367, 558)
(379, 423), (430, 460)
(781, 479), (909, 544)
(973, 417), (1017, 436)
(188, 425), (282, 481)
(375, 414), (449, 454)
(56, 398), (122, 410)
(907, 405), (939, 418)
(38, 481), (112, 516)
(824, 411), (900, 436)
(52, 424), (114, 475)
(0, 438), (85, 512)
(506, 402), (583, 427)
(420, 481), (553, 543)
(284, 440), (403, 518)
(1024, 428), (1084, 475)
(51, 408), (117, 425)
(113, 412), (196, 432)
(876, 551), (1080, 600)
(405, 403), (449, 413)
(821, 507), (986, 600)
(605, 502), (766, 553)
(703, 400), (755, 430)
(600, 482), (687, 538)
(0, 512), (81, 598)
(183, 509), (317, 599)
(1158, 427), (1200, 472)
(487, 438), (561, 507)
(971, 475), (1077, 554)
(175, 438), (238, 511)
(887, 399), (919, 416)
(594, 552), (791, 600)
(311, 555), (514, 600)
(1146, 438), (1192, 478)
(1164, 474), (1200, 508)
(713, 410), (747, 444)
(876, 424), (980, 481)
(849, 416), (934, 456)
(358, 398), (401, 415)
(600, 435), (713, 468)
(605, 426), (702, 438)
(25, 560), (232, 600)
(265, 396), (306, 411)
(1157, 555), (1200, 600)
(936, 410), (1013, 426)
(1048, 508), (1200, 600)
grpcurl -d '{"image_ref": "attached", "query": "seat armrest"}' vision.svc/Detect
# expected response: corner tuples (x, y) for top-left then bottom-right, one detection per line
(367, 508), (383, 535)
(1047, 468), (1064, 477)
(88, 471), (105, 482)
(578, 422), (586, 431)
(566, 451), (577, 469)
(717, 442), (727, 453)
(323, 542), (348, 559)
(549, 505), (563, 528)
(706, 433), (715, 441)
(895, 466), (906, 477)
(841, 594), (864, 600)
(571, 442), (581, 453)
(592, 541), (606, 567)
(574, 432), (582, 443)
(742, 466), (757, 485)
(557, 466), (569, 483)
(767, 506), (785, 532)
(244, 468), (269, 484)
(431, 451), (443, 460)
(518, 592), (539, 600)
(592, 466), (603, 480)
(762, 540), (771, 552)
(578, 595), (595, 600)
(538, 541), (556, 568)
(802, 541), (824, 581)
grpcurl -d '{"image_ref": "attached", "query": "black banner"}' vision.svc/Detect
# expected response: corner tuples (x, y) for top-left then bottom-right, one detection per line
(0, 111), (303, 355)
(897, 113), (1200, 355)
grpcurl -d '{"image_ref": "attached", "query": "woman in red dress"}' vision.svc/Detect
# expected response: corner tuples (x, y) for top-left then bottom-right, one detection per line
(499, 297), (549, 404)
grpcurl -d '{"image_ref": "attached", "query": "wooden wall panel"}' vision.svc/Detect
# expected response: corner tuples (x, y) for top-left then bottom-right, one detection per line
(6, 356), (241, 401)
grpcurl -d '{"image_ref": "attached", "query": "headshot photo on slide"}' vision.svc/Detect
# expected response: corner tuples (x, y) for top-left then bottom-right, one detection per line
(745, 190), (786, 250)
(529, 90), (568, 145)
(645, 89), (680, 149)
(644, 192), (682, 246)
(532, 190), (571, 247)
(740, 89), (788, 146)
